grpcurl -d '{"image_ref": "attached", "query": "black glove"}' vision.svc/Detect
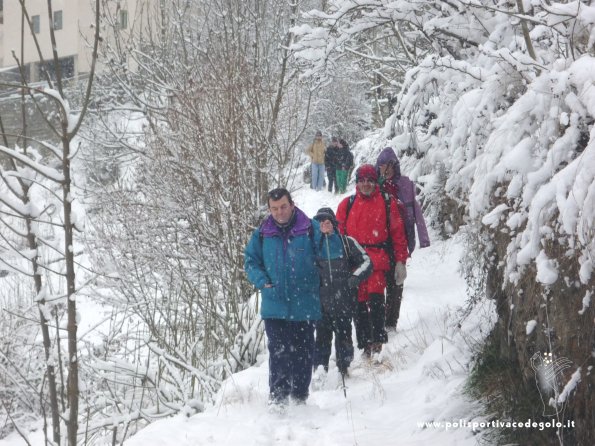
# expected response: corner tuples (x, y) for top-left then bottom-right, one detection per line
(347, 275), (360, 289)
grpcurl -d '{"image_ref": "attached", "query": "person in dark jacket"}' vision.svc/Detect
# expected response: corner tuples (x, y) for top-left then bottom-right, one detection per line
(375, 147), (430, 330)
(312, 207), (372, 377)
(335, 139), (354, 194)
(244, 188), (323, 410)
(336, 165), (408, 357)
(325, 137), (341, 193)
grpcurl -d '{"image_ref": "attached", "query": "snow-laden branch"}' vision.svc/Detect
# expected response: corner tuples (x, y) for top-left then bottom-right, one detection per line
(0, 146), (64, 183)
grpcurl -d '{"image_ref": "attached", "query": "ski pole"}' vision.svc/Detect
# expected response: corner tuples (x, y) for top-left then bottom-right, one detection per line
(325, 234), (333, 283)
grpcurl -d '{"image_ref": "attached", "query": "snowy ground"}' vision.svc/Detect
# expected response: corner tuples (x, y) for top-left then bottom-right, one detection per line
(1, 185), (495, 446)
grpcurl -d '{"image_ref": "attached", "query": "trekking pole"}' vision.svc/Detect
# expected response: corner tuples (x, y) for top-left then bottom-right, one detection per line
(341, 372), (347, 398)
(325, 234), (333, 282)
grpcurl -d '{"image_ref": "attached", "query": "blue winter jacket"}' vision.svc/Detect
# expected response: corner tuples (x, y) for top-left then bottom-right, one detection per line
(244, 207), (322, 321)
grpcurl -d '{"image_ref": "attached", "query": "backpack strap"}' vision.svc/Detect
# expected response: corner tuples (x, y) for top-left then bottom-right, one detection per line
(344, 194), (356, 229)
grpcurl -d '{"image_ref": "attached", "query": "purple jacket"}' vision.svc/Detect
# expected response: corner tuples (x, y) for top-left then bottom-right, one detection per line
(376, 147), (430, 253)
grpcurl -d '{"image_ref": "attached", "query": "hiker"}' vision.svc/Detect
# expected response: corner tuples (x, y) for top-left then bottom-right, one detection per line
(312, 207), (372, 378)
(325, 137), (340, 193)
(376, 147), (430, 330)
(336, 165), (408, 357)
(244, 188), (323, 410)
(306, 130), (327, 191)
(335, 139), (354, 194)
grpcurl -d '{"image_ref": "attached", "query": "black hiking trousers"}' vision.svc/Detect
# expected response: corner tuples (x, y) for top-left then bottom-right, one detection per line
(326, 168), (337, 192)
(313, 312), (354, 372)
(354, 293), (388, 350)
(385, 265), (404, 329)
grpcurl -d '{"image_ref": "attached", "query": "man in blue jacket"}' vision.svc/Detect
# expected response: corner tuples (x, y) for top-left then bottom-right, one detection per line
(244, 188), (323, 411)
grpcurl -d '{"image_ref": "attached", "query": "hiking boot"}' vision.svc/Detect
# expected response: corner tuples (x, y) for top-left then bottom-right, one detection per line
(363, 345), (372, 359)
(267, 398), (288, 415)
(291, 395), (308, 405)
(371, 342), (383, 354)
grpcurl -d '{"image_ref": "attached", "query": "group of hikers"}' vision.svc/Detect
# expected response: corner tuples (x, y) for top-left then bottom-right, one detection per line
(306, 131), (354, 193)
(244, 144), (430, 412)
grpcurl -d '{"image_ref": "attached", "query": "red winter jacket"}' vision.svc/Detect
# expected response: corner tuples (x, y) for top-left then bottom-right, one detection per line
(336, 185), (408, 272)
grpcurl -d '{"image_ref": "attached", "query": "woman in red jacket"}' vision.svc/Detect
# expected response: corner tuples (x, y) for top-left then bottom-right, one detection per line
(335, 164), (408, 357)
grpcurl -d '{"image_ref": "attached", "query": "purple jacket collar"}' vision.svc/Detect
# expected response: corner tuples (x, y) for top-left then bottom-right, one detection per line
(260, 207), (311, 238)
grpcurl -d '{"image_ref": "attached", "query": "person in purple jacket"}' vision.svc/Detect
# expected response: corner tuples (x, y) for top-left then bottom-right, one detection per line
(375, 147), (430, 331)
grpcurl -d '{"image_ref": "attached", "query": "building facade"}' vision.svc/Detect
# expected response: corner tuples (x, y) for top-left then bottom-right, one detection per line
(0, 0), (141, 84)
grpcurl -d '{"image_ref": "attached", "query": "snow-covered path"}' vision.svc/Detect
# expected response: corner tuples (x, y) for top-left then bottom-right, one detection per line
(121, 186), (491, 446)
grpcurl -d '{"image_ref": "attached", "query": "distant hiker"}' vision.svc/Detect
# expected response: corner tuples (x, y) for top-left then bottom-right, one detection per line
(312, 207), (372, 378)
(376, 147), (430, 331)
(244, 188), (323, 410)
(335, 139), (354, 194)
(336, 165), (408, 357)
(325, 137), (341, 193)
(306, 130), (327, 191)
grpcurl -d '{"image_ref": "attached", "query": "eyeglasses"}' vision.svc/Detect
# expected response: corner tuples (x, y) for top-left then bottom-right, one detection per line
(357, 178), (376, 184)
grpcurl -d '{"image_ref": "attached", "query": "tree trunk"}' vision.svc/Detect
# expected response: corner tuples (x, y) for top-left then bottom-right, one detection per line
(516, 0), (537, 61)
(62, 136), (78, 446)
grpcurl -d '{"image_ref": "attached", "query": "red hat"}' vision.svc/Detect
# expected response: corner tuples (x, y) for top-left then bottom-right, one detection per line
(356, 164), (378, 182)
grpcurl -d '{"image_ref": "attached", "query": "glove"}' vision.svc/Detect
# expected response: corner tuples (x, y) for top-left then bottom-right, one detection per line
(347, 275), (360, 289)
(395, 262), (407, 285)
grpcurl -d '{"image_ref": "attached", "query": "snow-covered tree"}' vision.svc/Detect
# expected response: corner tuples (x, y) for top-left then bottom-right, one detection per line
(0, 1), (101, 444)
(79, 0), (314, 429)
(293, 1), (594, 443)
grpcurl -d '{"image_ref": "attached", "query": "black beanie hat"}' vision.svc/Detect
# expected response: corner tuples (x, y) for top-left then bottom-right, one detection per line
(314, 207), (337, 225)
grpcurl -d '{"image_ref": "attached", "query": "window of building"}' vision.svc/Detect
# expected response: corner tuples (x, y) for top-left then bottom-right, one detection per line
(32, 15), (40, 34)
(119, 10), (128, 30)
(38, 56), (75, 81)
(53, 10), (63, 30)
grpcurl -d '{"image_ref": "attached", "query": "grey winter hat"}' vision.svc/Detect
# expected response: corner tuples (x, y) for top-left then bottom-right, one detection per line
(314, 207), (337, 225)
(315, 130), (323, 137)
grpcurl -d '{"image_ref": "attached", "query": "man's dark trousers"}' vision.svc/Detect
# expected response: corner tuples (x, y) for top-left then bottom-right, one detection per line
(264, 319), (315, 403)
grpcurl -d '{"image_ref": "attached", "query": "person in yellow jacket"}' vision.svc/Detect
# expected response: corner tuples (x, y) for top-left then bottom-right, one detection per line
(306, 130), (327, 191)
